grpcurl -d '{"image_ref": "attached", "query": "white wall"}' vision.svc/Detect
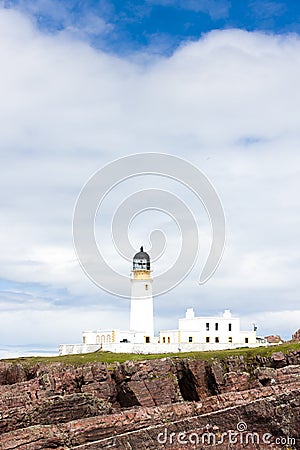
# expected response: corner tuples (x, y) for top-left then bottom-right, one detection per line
(240, 330), (257, 344)
(130, 278), (154, 339)
(159, 330), (179, 344)
(59, 341), (268, 356)
(82, 329), (158, 345)
(83, 330), (114, 344)
(177, 315), (255, 344)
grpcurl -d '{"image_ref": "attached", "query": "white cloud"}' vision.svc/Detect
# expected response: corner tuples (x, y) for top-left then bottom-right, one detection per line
(0, 6), (300, 349)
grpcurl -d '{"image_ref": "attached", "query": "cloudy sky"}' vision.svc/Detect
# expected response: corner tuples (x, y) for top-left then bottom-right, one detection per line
(1, 0), (300, 356)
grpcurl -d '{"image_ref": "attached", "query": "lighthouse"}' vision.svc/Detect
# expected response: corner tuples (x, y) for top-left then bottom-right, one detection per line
(130, 246), (154, 343)
(61, 244), (262, 356)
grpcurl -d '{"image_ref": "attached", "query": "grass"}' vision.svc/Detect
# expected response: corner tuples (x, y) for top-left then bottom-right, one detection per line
(1, 342), (300, 367)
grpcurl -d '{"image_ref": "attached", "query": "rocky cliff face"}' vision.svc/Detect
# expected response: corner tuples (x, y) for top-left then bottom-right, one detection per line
(292, 329), (300, 342)
(0, 350), (299, 449)
(264, 335), (282, 344)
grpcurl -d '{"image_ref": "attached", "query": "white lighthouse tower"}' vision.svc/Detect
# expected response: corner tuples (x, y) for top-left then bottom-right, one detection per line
(130, 246), (154, 343)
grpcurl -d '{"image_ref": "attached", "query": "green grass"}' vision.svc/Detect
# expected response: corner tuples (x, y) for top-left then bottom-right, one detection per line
(2, 342), (300, 367)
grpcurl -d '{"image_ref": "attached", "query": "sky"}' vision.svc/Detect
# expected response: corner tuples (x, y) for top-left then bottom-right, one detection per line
(1, 0), (300, 356)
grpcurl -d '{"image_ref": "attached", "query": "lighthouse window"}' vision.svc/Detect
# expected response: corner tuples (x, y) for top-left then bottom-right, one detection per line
(206, 323), (209, 331)
(188, 336), (193, 342)
(145, 284), (149, 290)
(215, 323), (219, 331)
(229, 323), (232, 331)
(133, 258), (149, 270)
(215, 337), (219, 343)
(245, 337), (249, 344)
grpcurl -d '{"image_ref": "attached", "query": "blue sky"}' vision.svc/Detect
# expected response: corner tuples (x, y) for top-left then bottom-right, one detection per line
(1, 0), (300, 355)
(3, 0), (300, 55)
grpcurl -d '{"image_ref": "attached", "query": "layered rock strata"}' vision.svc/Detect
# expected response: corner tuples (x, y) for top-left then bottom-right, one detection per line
(0, 350), (299, 449)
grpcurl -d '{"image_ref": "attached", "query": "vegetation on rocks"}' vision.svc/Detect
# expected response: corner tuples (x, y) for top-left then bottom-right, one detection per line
(2, 342), (300, 367)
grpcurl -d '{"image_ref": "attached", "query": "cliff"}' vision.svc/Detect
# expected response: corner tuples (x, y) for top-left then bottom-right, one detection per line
(292, 329), (300, 342)
(0, 347), (299, 449)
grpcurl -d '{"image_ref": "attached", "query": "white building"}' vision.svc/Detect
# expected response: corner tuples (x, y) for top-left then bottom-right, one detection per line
(59, 248), (264, 355)
(159, 308), (256, 346)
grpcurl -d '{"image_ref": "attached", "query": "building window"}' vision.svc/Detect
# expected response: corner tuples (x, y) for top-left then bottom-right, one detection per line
(83, 336), (86, 344)
(145, 284), (149, 290)
(215, 337), (219, 343)
(145, 336), (150, 343)
(215, 323), (218, 331)
(162, 337), (166, 343)
(229, 323), (232, 331)
(168, 337), (170, 343)
(245, 337), (249, 344)
(206, 337), (210, 343)
(106, 335), (111, 343)
(96, 335), (100, 344)
(101, 335), (105, 343)
(228, 337), (232, 343)
(188, 336), (193, 342)
(206, 323), (209, 331)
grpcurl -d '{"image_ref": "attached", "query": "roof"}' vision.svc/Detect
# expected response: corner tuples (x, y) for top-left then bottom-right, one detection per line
(133, 246), (150, 260)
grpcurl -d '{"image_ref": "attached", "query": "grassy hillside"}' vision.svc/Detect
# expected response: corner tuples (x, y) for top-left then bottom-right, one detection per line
(2, 342), (300, 367)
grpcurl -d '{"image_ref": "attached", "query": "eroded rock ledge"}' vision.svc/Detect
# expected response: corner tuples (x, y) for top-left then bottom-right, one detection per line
(0, 349), (299, 449)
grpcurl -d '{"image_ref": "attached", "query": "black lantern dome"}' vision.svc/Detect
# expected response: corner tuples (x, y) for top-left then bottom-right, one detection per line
(133, 246), (150, 271)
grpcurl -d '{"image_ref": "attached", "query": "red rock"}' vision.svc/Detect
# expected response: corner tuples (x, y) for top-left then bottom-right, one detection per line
(264, 335), (282, 344)
(271, 351), (286, 368)
(0, 351), (300, 448)
(292, 328), (300, 342)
